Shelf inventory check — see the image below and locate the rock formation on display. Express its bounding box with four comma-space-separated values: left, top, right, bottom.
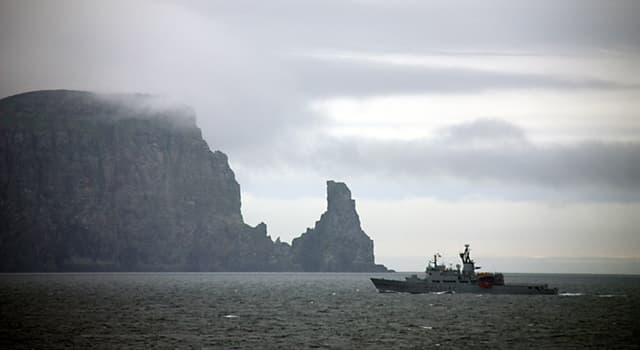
0, 90, 388, 272
0, 90, 294, 271
291, 181, 388, 272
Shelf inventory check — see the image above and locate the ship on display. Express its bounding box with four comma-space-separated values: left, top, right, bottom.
371, 244, 558, 295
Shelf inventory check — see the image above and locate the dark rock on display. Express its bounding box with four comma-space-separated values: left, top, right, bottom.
0, 90, 296, 271
291, 180, 388, 272
0, 90, 390, 272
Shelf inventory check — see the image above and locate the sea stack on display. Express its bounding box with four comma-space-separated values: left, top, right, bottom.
291, 180, 388, 272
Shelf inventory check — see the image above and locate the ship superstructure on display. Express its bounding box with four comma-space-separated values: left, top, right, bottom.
371, 244, 557, 295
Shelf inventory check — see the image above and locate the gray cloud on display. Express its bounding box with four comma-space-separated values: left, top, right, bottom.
181, 0, 640, 52
1, 0, 639, 202
285, 57, 638, 97
0, 0, 322, 152
1, 1, 638, 146
439, 118, 527, 143
267, 119, 640, 201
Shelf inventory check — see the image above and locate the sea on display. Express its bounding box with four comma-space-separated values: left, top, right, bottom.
1, 272, 639, 349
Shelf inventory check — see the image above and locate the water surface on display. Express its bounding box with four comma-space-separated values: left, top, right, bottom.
1, 273, 638, 349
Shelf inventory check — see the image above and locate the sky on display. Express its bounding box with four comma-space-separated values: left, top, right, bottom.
1, 0, 639, 273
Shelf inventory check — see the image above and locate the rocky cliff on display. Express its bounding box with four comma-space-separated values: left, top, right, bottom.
291, 181, 388, 272
0, 90, 387, 272
0, 90, 294, 271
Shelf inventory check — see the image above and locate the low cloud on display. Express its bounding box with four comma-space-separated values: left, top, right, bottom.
2, 0, 639, 155
1, 1, 639, 202
286, 56, 639, 98
437, 118, 528, 146
261, 119, 640, 201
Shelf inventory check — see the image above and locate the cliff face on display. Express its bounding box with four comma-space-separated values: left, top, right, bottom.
0, 90, 293, 271
0, 90, 388, 272
291, 181, 388, 272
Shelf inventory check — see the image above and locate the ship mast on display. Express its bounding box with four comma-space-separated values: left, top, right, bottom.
460, 244, 472, 264
459, 244, 476, 276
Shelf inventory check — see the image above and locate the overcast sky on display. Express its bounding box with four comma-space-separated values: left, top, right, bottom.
1, 0, 639, 272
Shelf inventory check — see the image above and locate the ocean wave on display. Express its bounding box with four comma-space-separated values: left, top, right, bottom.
597, 294, 625, 298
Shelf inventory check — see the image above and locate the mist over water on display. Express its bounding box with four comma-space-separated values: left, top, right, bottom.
1, 273, 638, 349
